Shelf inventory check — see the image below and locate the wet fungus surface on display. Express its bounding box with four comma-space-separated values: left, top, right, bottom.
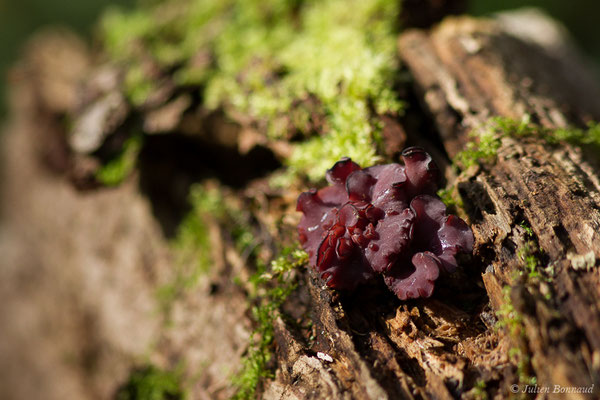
297, 147, 474, 300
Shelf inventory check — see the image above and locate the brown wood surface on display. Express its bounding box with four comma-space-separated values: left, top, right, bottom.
399, 14, 600, 395
264, 14, 600, 400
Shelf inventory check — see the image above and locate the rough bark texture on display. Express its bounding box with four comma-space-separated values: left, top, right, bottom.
1, 9, 600, 400
399, 13, 600, 394
266, 12, 600, 399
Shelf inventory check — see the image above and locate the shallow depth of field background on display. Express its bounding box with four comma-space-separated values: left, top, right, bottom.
0, 0, 599, 117
0, 0, 134, 116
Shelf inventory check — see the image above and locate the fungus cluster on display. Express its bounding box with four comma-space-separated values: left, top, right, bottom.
297, 147, 474, 300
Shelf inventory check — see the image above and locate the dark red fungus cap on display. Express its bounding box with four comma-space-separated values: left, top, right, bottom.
297, 147, 474, 299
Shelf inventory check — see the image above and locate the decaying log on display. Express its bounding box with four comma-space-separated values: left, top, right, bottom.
2, 8, 600, 400
264, 12, 600, 400
399, 12, 600, 393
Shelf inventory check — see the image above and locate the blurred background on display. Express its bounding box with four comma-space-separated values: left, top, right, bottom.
0, 0, 599, 118
0, 0, 134, 116
0, 2, 598, 398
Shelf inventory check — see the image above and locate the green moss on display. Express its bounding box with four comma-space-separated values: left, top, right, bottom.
158, 184, 245, 313
173, 185, 224, 265
116, 365, 185, 400
498, 114, 600, 148
101, 8, 155, 61
157, 183, 300, 398
206, 0, 402, 180
288, 98, 383, 181
490, 115, 537, 138
519, 221, 534, 237
517, 241, 540, 281
96, 133, 143, 186
495, 286, 523, 334
437, 186, 464, 212
467, 379, 488, 400
444, 116, 600, 217
231, 247, 308, 399
495, 286, 536, 392
455, 116, 600, 170
548, 121, 600, 145
158, 181, 259, 317
124, 64, 158, 107
100, 0, 231, 107
455, 122, 503, 169
515, 223, 556, 294
100, 0, 403, 181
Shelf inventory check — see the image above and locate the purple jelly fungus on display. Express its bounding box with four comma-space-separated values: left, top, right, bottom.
296, 147, 474, 299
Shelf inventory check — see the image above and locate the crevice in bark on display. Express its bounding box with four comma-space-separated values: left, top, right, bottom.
396, 66, 453, 165
138, 133, 280, 237
458, 179, 497, 222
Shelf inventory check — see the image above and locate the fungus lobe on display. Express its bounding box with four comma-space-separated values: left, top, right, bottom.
297, 147, 474, 300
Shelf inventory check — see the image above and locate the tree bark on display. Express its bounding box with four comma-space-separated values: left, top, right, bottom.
265, 12, 600, 400
399, 13, 600, 394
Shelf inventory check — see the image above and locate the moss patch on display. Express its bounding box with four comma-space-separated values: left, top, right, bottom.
547, 121, 600, 146
116, 365, 185, 400
100, 0, 403, 181
157, 183, 250, 314
465, 379, 489, 400
454, 116, 600, 170
436, 186, 464, 212
95, 133, 143, 186
206, 0, 403, 180
231, 247, 308, 399
495, 286, 536, 393
443, 116, 600, 216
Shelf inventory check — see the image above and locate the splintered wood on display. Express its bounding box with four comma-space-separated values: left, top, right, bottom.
266, 13, 600, 399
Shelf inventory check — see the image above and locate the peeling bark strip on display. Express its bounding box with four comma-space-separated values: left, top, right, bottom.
400, 14, 600, 394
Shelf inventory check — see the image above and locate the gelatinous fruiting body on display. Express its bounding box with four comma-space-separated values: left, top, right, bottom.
297, 147, 473, 300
